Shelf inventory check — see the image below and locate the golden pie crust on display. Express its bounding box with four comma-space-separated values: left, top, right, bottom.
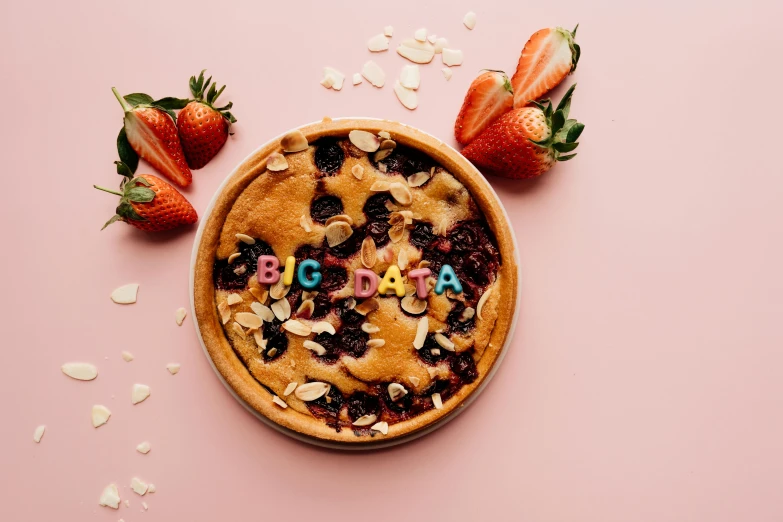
193, 118, 518, 445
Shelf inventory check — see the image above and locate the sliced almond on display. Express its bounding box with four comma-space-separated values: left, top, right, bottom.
269, 279, 290, 300
218, 301, 231, 324
271, 299, 291, 321
361, 236, 377, 268
409, 376, 421, 386
253, 330, 267, 351
61, 362, 98, 381
361, 322, 380, 334
414, 27, 427, 41
434, 333, 455, 351
236, 233, 255, 244
299, 214, 313, 233
400, 64, 421, 90
393, 80, 418, 110
311, 321, 336, 335
136, 441, 151, 454
367, 339, 385, 348
272, 395, 288, 409
228, 252, 241, 264
250, 302, 274, 322
388, 383, 408, 401
175, 307, 187, 325
407, 171, 430, 187
459, 307, 475, 322
397, 38, 435, 64
122, 351, 134, 362
398, 249, 409, 270
320, 75, 334, 89
281, 130, 308, 153
463, 11, 477, 29
92, 405, 111, 428
351, 164, 365, 179
325, 221, 353, 247
367, 33, 389, 52
323, 66, 345, 90
99, 483, 120, 509
235, 312, 263, 329
267, 152, 288, 171
110, 283, 138, 304
361, 60, 386, 88
414, 316, 428, 349
353, 73, 363, 86
267, 347, 277, 357
442, 67, 453, 80
432, 392, 444, 409
442, 48, 464, 67
349, 129, 381, 152
430, 347, 441, 356
383, 25, 394, 37
166, 363, 181, 375
295, 382, 330, 401
388, 223, 405, 243
427, 367, 438, 378
132, 383, 151, 404
477, 287, 492, 320
325, 214, 354, 226
401, 295, 427, 315
427, 34, 437, 43
33, 425, 45, 443
371, 421, 389, 435
379, 138, 396, 150
354, 297, 380, 316
296, 299, 314, 319
346, 297, 357, 310
303, 290, 319, 300
283, 319, 311, 336
303, 340, 326, 355
378, 131, 391, 140
283, 382, 298, 396
434, 37, 448, 54
374, 148, 393, 162
148, 484, 156, 493
378, 163, 387, 173
418, 260, 430, 270
233, 265, 247, 275
352, 414, 378, 427
249, 287, 268, 303
389, 181, 413, 205
226, 293, 242, 305
131, 477, 148, 496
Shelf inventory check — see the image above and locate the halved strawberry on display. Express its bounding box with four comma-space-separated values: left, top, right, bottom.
454, 70, 513, 145
511, 25, 580, 108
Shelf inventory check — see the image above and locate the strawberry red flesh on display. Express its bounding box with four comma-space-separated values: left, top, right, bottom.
454, 71, 513, 145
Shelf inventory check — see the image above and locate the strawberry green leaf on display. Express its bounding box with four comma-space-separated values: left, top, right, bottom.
558, 153, 577, 161
566, 123, 585, 143
551, 111, 565, 136
101, 214, 122, 230
553, 142, 579, 153
114, 160, 134, 178
131, 177, 151, 187
125, 187, 156, 203
117, 127, 139, 173
116, 201, 146, 222
124, 93, 155, 107
555, 84, 577, 113
154, 97, 189, 110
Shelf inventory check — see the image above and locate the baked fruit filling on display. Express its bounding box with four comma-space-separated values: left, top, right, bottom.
211, 132, 502, 436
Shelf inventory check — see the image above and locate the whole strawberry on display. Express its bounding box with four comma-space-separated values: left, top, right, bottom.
95, 164, 197, 232
462, 84, 584, 179
177, 70, 237, 169
112, 88, 192, 187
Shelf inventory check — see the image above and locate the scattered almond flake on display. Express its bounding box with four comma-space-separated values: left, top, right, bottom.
132, 383, 151, 405
166, 363, 180, 375
389, 181, 413, 205
383, 25, 394, 37
360, 236, 377, 268
378, 163, 388, 173
174, 307, 188, 327
131, 477, 148, 496
352, 414, 378, 427
459, 307, 476, 322
249, 286, 268, 303
283, 319, 311, 336
272, 395, 288, 408
361, 60, 386, 88
226, 293, 242, 306
253, 330, 267, 351
431, 347, 441, 356
379, 138, 396, 150
320, 75, 334, 89
361, 322, 380, 334
442, 68, 453, 80
371, 421, 389, 435
388, 223, 405, 243
442, 48, 464, 67
217, 300, 230, 324
427, 367, 438, 378
374, 148, 393, 162
432, 392, 444, 409
271, 299, 291, 321
325, 221, 353, 247
427, 34, 437, 43
477, 287, 492, 320
33, 425, 45, 443
325, 214, 354, 226
323, 66, 345, 90
400, 64, 421, 90
227, 252, 242, 265
388, 383, 408, 401
110, 283, 139, 304
434, 37, 448, 54
351, 164, 364, 179
266, 152, 288, 171
434, 333, 455, 351
236, 233, 255, 244
345, 297, 357, 310
303, 340, 326, 355
142, 502, 148, 511
124, 500, 130, 508
136, 441, 151, 454
401, 295, 427, 315
99, 484, 121, 509
367, 33, 389, 52
349, 129, 381, 152
235, 312, 263, 329
414, 27, 427, 42
393, 80, 418, 110
407, 171, 430, 187
397, 38, 435, 64
148, 484, 156, 494
266, 347, 278, 358
398, 249, 409, 271
296, 299, 315, 319
284, 382, 298, 396
409, 376, 421, 387
414, 316, 428, 349
354, 297, 380, 316
376, 132, 390, 141
61, 362, 98, 381
269, 279, 290, 300
352, 73, 363, 86
299, 214, 313, 233
295, 382, 330, 401
311, 321, 336, 335
281, 130, 308, 153
367, 339, 385, 349
233, 265, 248, 277
302, 290, 319, 300
463, 11, 477, 29
121, 351, 134, 362
92, 405, 111, 428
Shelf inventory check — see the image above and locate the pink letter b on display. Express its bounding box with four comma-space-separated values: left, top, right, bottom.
257, 255, 280, 284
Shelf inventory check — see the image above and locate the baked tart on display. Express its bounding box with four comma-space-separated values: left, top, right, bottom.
192, 118, 518, 446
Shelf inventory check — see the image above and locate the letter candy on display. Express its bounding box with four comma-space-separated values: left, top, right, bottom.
354, 269, 379, 298
406, 268, 431, 299
434, 264, 462, 295
282, 256, 296, 285
257, 255, 280, 284
378, 265, 405, 297
297, 259, 322, 289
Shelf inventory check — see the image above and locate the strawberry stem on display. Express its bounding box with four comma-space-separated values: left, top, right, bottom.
93, 185, 123, 196
111, 87, 133, 113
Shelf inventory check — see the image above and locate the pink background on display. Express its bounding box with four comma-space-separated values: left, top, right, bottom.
2, 0, 782, 520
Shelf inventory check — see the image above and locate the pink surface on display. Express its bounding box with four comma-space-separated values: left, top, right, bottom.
2, 0, 782, 520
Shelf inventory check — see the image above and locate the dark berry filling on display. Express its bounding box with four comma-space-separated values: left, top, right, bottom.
362, 193, 392, 221
314, 138, 345, 175
261, 318, 288, 361
365, 221, 391, 247
312, 332, 341, 364
371, 145, 434, 176
334, 298, 365, 326
213, 238, 275, 290
416, 334, 449, 365
446, 301, 476, 334
347, 392, 380, 422
409, 222, 436, 249
450, 352, 479, 384
310, 195, 343, 223
319, 266, 348, 293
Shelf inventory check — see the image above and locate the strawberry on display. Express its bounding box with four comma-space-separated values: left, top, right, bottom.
454, 70, 514, 145
510, 25, 580, 108
95, 163, 197, 232
462, 84, 584, 179
112, 88, 192, 187
177, 70, 237, 169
